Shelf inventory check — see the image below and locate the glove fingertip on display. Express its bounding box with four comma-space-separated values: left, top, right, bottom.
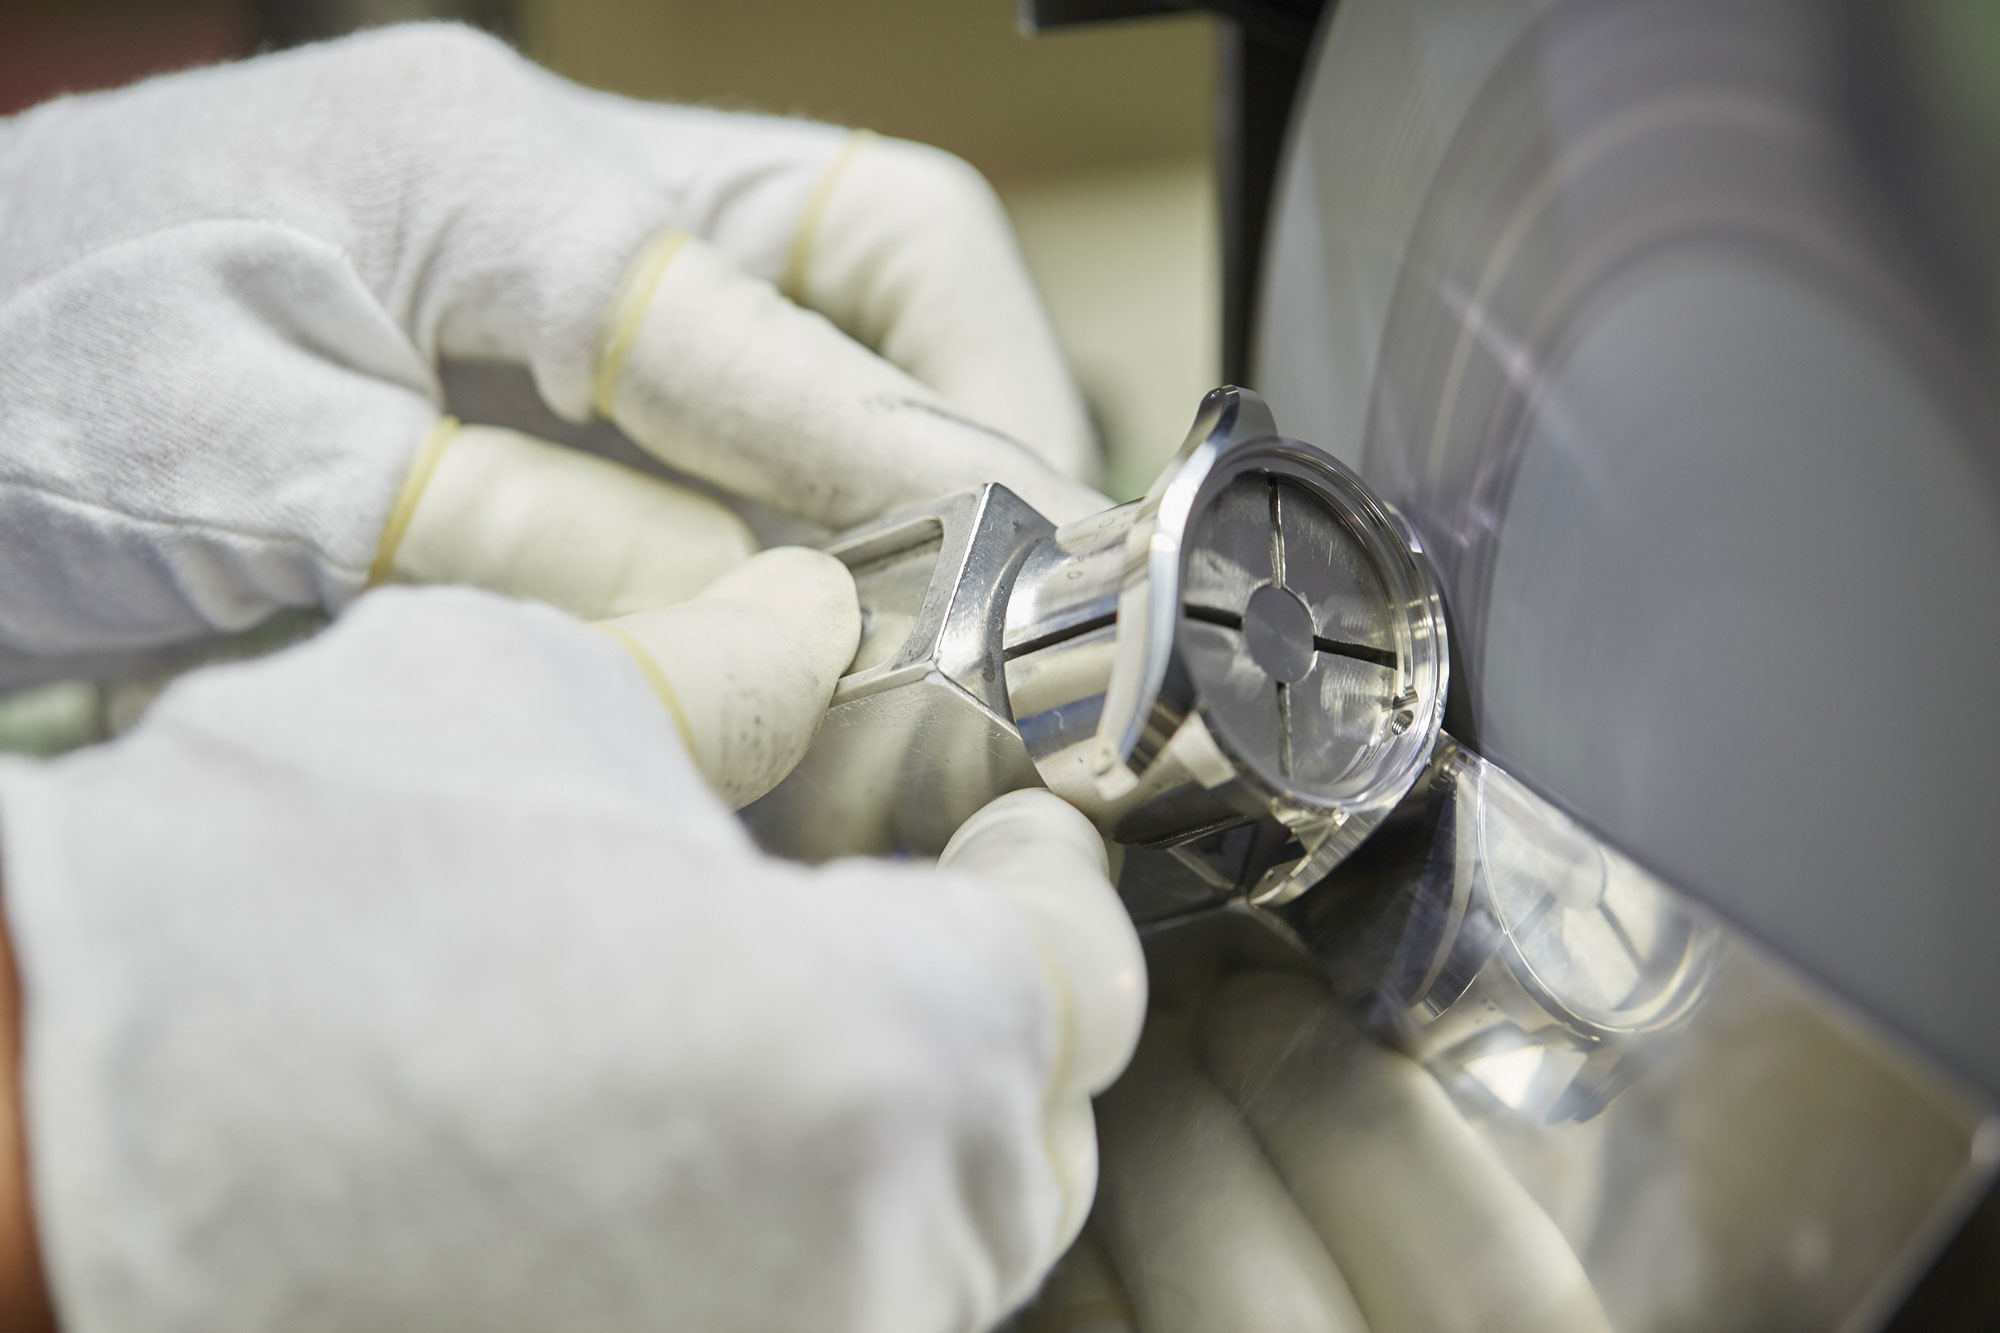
596, 549, 859, 809
698, 546, 860, 689
937, 788, 1106, 875
940, 790, 1146, 1103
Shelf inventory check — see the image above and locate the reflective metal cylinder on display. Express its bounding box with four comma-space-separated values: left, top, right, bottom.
748, 387, 1450, 906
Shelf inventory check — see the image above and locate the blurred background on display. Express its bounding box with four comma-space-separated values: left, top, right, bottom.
0, 0, 1220, 501
9, 6, 2000, 1326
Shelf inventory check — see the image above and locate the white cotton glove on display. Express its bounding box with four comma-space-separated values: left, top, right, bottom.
0, 564, 1146, 1333
0, 23, 1102, 686
1015, 972, 1610, 1333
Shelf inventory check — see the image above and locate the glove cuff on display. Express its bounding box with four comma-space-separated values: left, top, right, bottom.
592, 230, 694, 420
366, 415, 464, 588
592, 621, 701, 759
780, 129, 876, 306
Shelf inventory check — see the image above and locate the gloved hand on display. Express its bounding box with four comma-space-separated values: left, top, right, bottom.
0, 23, 1102, 686
0, 562, 1147, 1332
1016, 970, 1610, 1333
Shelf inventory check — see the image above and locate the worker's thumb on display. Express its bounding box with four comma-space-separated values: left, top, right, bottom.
936, 789, 1148, 1257
938, 790, 1147, 1105
594, 547, 860, 809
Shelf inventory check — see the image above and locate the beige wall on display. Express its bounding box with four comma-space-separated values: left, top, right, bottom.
521, 0, 1222, 493
519, 0, 1213, 184
1008, 159, 1218, 498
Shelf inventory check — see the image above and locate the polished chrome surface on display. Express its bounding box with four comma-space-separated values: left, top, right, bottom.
1301, 735, 1722, 1125
1176, 467, 1412, 804
743, 483, 1053, 860
1013, 739, 1998, 1333
1003, 387, 1450, 903
756, 387, 1449, 887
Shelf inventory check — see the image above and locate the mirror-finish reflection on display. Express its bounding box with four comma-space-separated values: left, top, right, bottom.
1013, 744, 1995, 1332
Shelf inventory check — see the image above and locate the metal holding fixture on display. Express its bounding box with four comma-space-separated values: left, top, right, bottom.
748, 383, 1718, 1121
747, 386, 1448, 907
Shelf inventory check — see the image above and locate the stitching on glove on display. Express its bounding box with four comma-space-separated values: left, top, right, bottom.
366, 416, 462, 588
592, 229, 691, 418
781, 128, 874, 305
592, 622, 699, 759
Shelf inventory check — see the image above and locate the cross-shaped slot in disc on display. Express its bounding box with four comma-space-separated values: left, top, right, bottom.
1178, 474, 1404, 787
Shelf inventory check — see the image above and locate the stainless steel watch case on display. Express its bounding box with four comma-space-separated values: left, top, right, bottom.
746, 387, 1451, 909
1004, 386, 1452, 905
744, 385, 1720, 1122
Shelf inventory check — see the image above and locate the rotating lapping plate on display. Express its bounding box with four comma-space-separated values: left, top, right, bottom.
1255, 0, 2000, 1095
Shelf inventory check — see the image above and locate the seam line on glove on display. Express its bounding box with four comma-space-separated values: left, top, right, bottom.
367, 415, 462, 587
1028, 933, 1085, 1249
593, 622, 699, 758
593, 229, 692, 417
781, 129, 873, 304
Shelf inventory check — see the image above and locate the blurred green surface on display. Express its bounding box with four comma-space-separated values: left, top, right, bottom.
520, 0, 1214, 186
0, 683, 103, 758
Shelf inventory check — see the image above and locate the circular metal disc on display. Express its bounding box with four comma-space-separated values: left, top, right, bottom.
1254, 0, 2000, 1090
1179, 471, 1403, 797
